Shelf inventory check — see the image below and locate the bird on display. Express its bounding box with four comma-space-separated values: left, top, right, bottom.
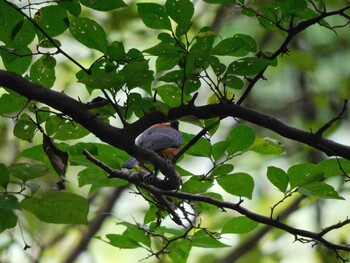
122, 121, 182, 169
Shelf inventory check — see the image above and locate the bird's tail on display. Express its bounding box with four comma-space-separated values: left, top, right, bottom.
122, 157, 138, 169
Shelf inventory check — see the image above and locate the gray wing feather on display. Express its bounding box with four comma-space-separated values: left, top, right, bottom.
136, 127, 182, 150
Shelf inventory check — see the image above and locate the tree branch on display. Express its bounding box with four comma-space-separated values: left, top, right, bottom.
1, 69, 350, 165
83, 151, 350, 253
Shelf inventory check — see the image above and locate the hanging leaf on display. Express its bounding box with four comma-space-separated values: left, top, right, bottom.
21, 192, 89, 224
137, 3, 172, 30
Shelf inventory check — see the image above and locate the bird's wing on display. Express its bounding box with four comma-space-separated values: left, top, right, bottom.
136, 127, 182, 150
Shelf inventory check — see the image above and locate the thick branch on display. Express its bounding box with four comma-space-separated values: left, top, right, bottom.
0, 70, 180, 189
1, 70, 350, 163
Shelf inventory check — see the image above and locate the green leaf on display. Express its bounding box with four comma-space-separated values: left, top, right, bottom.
126, 93, 153, 118
9, 163, 49, 182
0, 164, 9, 188
80, 0, 126, 11
216, 173, 254, 199
21, 192, 89, 224
105, 234, 141, 249
9, 19, 36, 49
122, 60, 153, 89
251, 137, 285, 155
227, 125, 255, 154
53, 122, 90, 140
211, 141, 230, 161
0, 90, 28, 115
222, 216, 259, 234
222, 75, 244, 90
0, 46, 32, 75
78, 167, 128, 193
317, 158, 350, 177
209, 56, 226, 76
182, 133, 211, 157
212, 37, 245, 56
299, 182, 344, 200
13, 113, 36, 142
137, 3, 172, 30
204, 118, 220, 136
119, 221, 151, 248
69, 17, 108, 52
168, 239, 191, 263
0, 1, 23, 45
58, 0, 82, 16
79, 72, 124, 92
191, 229, 229, 248
210, 164, 234, 177
287, 163, 323, 189
0, 209, 17, 233
0, 195, 20, 210
144, 42, 181, 57
154, 84, 191, 107
267, 166, 289, 193
156, 56, 180, 72
181, 176, 213, 194
107, 41, 126, 60
203, 0, 235, 3
165, 0, 194, 26
280, 0, 307, 17
34, 5, 68, 37
30, 56, 56, 88
227, 57, 269, 76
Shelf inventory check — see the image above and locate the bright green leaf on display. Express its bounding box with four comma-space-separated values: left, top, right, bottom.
119, 221, 151, 248
287, 163, 324, 189
137, 3, 172, 30
317, 158, 350, 177
21, 192, 89, 224
181, 176, 213, 194
211, 141, 230, 161
210, 164, 234, 177
216, 172, 254, 199
267, 166, 289, 193
182, 133, 211, 157
191, 229, 229, 248
299, 182, 344, 200
105, 234, 141, 249
251, 137, 285, 155
227, 125, 255, 154
222, 216, 259, 234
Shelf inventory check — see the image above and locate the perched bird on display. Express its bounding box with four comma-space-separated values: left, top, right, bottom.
122, 121, 182, 169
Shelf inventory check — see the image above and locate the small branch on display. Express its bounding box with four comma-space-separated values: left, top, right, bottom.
83, 151, 350, 253
315, 100, 348, 136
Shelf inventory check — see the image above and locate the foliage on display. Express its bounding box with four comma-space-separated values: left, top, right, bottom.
0, 0, 350, 262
